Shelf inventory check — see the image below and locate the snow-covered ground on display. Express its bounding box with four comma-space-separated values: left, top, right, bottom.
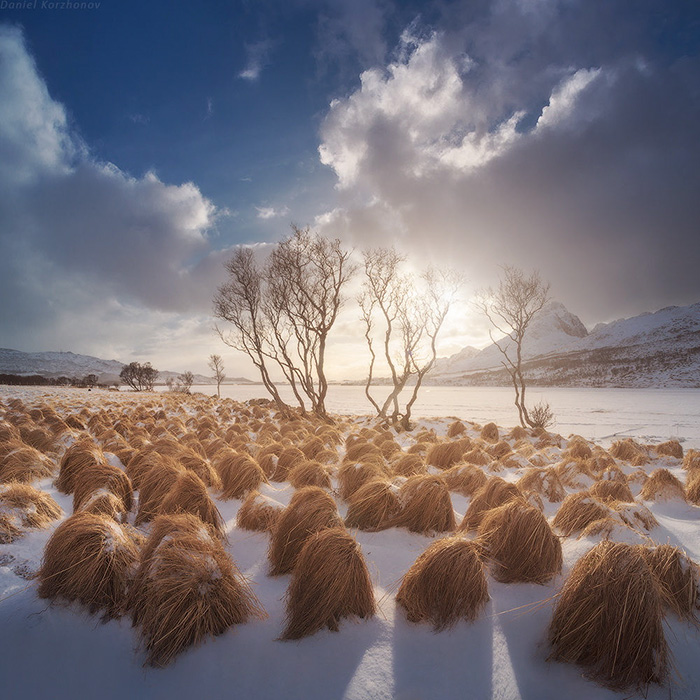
1, 386, 700, 700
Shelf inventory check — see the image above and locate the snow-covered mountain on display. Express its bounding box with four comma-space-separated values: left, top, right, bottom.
431, 301, 700, 388
0, 349, 254, 386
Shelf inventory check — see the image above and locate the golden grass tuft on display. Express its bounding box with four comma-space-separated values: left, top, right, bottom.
0, 511, 23, 542
268, 486, 342, 576
479, 422, 499, 443
396, 537, 488, 630
682, 449, 700, 473
610, 438, 649, 464
38, 512, 140, 619
443, 464, 487, 497
135, 458, 184, 526
462, 447, 491, 467
640, 468, 686, 502
159, 471, 225, 536
178, 450, 222, 490
338, 461, 386, 501
563, 437, 592, 460
236, 490, 284, 532
0, 444, 55, 483
554, 459, 594, 490
447, 420, 467, 438
288, 460, 332, 491
344, 480, 400, 531
56, 439, 106, 493
516, 467, 566, 503
589, 479, 634, 504
270, 446, 306, 482
73, 463, 133, 513
390, 453, 426, 477
426, 439, 470, 469
639, 544, 700, 619
614, 502, 659, 532
655, 440, 683, 459
552, 492, 610, 537
548, 540, 668, 691
281, 528, 375, 640
477, 501, 562, 583
129, 530, 266, 666
507, 425, 529, 441
685, 470, 700, 504
459, 477, 524, 532
345, 441, 383, 464
19, 425, 58, 454
217, 451, 267, 500
392, 475, 455, 535
0, 482, 62, 529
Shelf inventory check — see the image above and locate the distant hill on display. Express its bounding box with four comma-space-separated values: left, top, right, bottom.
430, 301, 700, 388
0, 349, 255, 386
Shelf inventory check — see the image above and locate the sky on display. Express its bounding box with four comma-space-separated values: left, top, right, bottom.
0, 0, 698, 380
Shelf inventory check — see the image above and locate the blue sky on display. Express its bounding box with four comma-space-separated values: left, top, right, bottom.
0, 0, 698, 378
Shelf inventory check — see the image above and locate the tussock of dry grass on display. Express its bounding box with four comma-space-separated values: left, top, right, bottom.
345, 441, 383, 464
159, 471, 225, 536
639, 544, 700, 619
19, 425, 58, 454
217, 451, 267, 500
338, 461, 385, 501
640, 468, 686, 502
517, 467, 565, 503
462, 447, 491, 467
268, 486, 342, 576
390, 453, 426, 477
477, 501, 562, 583
683, 449, 700, 473
130, 529, 266, 666
447, 420, 466, 438
563, 437, 592, 461
548, 540, 668, 691
396, 536, 488, 631
73, 463, 133, 514
610, 438, 649, 465
614, 502, 659, 532
589, 479, 634, 503
480, 422, 499, 443
686, 470, 700, 504
270, 446, 306, 481
288, 460, 332, 491
179, 450, 222, 490
552, 492, 610, 537
345, 480, 400, 532
281, 528, 374, 640
0, 445, 55, 483
443, 464, 487, 497
236, 490, 284, 532
655, 440, 683, 459
0, 482, 62, 529
135, 457, 184, 526
426, 439, 470, 469
460, 477, 524, 532
56, 440, 106, 493
38, 512, 140, 619
392, 475, 455, 535
554, 459, 594, 490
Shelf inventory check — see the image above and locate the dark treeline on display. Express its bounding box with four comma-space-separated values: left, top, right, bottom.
0, 373, 102, 387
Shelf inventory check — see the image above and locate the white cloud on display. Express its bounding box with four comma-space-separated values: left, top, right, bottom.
536, 68, 602, 130
238, 40, 274, 81
256, 205, 290, 220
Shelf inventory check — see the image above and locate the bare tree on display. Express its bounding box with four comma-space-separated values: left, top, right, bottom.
176, 371, 194, 394
360, 247, 462, 430
475, 266, 550, 428
119, 362, 159, 391
214, 226, 355, 419
208, 354, 226, 398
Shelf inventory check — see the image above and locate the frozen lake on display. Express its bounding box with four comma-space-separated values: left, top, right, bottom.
189, 384, 700, 450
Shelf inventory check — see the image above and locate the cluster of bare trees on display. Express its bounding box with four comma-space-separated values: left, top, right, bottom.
119, 362, 158, 392
215, 225, 551, 429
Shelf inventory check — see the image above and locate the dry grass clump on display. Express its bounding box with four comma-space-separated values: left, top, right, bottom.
0, 512, 23, 542
488, 440, 512, 460
443, 464, 487, 497
589, 479, 634, 504
19, 425, 57, 454
639, 544, 700, 619
393, 475, 455, 535
345, 441, 383, 464
554, 459, 594, 490
682, 449, 700, 473
0, 482, 62, 529
685, 470, 700, 504
507, 425, 529, 441
407, 441, 430, 456
56, 440, 106, 493
288, 460, 332, 491
517, 467, 565, 503
390, 453, 426, 477
610, 438, 649, 465
460, 477, 524, 532
477, 501, 562, 583
338, 461, 386, 501
598, 464, 627, 483
345, 480, 400, 531
268, 486, 342, 576
480, 422, 499, 443
300, 436, 325, 460
563, 437, 592, 460
135, 458, 184, 525
396, 537, 488, 630
552, 492, 610, 537
640, 468, 686, 502
38, 512, 140, 619
236, 490, 284, 532
614, 502, 659, 532
129, 525, 265, 666
655, 440, 683, 459
0, 445, 55, 483
462, 447, 491, 467
379, 439, 401, 459
548, 540, 668, 691
73, 463, 134, 516
159, 471, 225, 536
447, 420, 467, 438
281, 528, 375, 640
217, 452, 267, 500
270, 446, 306, 481
179, 450, 222, 490
426, 440, 470, 469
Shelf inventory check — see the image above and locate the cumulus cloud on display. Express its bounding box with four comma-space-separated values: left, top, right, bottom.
316, 5, 700, 325
256, 205, 290, 220
0, 25, 234, 363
